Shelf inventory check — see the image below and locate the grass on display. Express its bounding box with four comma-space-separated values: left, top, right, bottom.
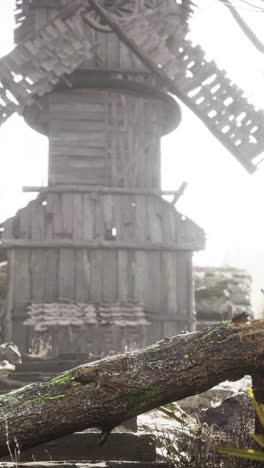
156, 400, 261, 467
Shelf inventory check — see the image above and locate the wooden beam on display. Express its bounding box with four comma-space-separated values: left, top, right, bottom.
22, 185, 183, 196
0, 239, 201, 251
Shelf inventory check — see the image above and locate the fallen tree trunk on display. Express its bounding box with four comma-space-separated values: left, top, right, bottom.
0, 318, 263, 457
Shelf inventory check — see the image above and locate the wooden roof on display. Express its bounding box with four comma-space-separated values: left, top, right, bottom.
0, 0, 263, 172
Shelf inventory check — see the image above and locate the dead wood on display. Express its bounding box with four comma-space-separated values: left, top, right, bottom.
0, 319, 263, 457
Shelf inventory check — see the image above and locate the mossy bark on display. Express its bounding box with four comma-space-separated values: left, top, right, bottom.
0, 319, 263, 456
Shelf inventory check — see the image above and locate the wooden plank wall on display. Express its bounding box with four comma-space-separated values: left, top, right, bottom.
3, 193, 199, 247
3, 191, 199, 350
48, 90, 165, 187
9, 247, 192, 350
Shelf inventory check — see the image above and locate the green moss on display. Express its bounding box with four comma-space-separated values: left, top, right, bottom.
202, 327, 219, 339
0, 390, 67, 407
127, 387, 157, 410
47, 373, 72, 386
0, 385, 30, 402
26, 393, 66, 404
208, 336, 232, 344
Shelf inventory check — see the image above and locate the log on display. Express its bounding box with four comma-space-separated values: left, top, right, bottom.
0, 318, 263, 457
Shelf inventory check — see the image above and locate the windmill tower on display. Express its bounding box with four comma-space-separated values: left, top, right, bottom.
0, 0, 262, 354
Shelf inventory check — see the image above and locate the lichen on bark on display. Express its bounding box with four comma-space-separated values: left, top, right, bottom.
0, 319, 262, 457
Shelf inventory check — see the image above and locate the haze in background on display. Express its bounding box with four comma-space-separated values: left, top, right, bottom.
1, 0, 264, 311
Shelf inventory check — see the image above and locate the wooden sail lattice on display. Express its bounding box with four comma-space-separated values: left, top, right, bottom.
0, 0, 263, 172
121, 10, 264, 173
0, 3, 98, 126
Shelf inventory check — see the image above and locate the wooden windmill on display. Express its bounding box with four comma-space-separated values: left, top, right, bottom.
0, 0, 261, 354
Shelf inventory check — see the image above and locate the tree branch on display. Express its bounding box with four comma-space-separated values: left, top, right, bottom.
0, 319, 263, 457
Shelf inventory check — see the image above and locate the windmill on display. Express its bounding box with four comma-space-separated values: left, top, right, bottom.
0, 0, 261, 353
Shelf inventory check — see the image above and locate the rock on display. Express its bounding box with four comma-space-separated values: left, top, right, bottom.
177, 376, 252, 415
0, 360, 15, 375
0, 342, 21, 365
195, 266, 252, 327
200, 392, 254, 431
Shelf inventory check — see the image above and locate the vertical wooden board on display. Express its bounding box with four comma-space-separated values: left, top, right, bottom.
73, 194, 83, 241
147, 198, 162, 242
112, 196, 122, 241
94, 326, 105, 354
75, 249, 90, 303
89, 249, 103, 302
116, 95, 129, 186
80, 324, 96, 353
19, 204, 32, 239
169, 208, 177, 241
134, 99, 145, 185
118, 197, 127, 241
147, 321, 163, 345
122, 196, 136, 241
58, 248, 76, 301
5, 249, 15, 342
83, 194, 95, 240
12, 319, 29, 353
174, 251, 187, 315
119, 42, 131, 69
31, 249, 46, 302
166, 252, 177, 316
134, 251, 146, 304
144, 196, 151, 241
45, 193, 57, 240
163, 320, 180, 338
106, 32, 120, 68
53, 194, 63, 236
102, 251, 118, 302
160, 252, 169, 315
110, 95, 118, 186
127, 250, 135, 301
45, 248, 59, 301
94, 196, 104, 240
117, 250, 128, 302
31, 201, 45, 240
186, 252, 195, 331
14, 249, 31, 308
110, 325, 120, 352
152, 134, 161, 188
103, 194, 113, 232
161, 204, 175, 242
62, 193, 73, 237
135, 196, 146, 241
97, 32, 107, 67
146, 251, 161, 314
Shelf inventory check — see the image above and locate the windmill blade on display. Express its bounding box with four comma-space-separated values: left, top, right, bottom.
120, 9, 264, 173
0, 2, 98, 127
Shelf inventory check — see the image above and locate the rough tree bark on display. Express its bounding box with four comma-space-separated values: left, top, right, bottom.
0, 319, 263, 457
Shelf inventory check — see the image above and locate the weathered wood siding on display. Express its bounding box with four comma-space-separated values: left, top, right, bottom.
7, 247, 193, 351
2, 193, 203, 247
2, 191, 203, 351
47, 89, 169, 187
